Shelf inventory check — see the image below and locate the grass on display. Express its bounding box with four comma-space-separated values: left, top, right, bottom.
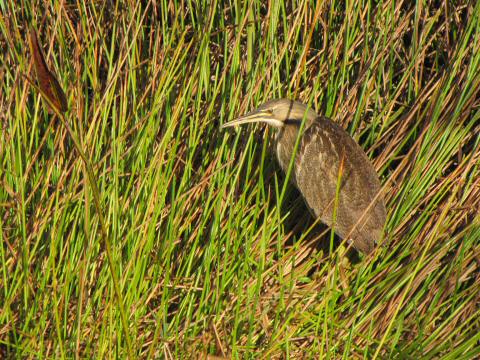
1, 0, 479, 358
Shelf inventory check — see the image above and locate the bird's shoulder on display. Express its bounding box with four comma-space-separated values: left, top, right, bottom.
297, 116, 359, 169
295, 116, 382, 200
303, 116, 365, 159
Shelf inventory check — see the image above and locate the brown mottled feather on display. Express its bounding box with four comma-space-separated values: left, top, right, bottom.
28, 26, 68, 113
277, 116, 386, 253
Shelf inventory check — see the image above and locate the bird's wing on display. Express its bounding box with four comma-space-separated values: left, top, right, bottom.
294, 117, 386, 250
294, 120, 344, 219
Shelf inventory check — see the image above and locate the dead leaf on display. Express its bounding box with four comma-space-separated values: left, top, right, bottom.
28, 25, 68, 114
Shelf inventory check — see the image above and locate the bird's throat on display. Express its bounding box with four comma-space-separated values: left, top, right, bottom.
275, 123, 302, 179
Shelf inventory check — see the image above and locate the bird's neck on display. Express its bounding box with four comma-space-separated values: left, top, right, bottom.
275, 123, 302, 175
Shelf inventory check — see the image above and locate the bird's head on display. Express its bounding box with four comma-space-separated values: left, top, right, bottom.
222, 99, 318, 130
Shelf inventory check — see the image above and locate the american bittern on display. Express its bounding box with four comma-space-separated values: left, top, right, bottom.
222, 99, 386, 254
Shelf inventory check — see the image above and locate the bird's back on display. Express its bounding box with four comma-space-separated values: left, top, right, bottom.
277, 116, 386, 253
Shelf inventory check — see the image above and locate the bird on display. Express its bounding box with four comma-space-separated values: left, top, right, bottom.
222, 99, 387, 254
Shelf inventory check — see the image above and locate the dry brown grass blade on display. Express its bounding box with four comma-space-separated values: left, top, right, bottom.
28, 25, 68, 114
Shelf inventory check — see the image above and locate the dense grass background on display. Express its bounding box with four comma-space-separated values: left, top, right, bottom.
1, 0, 479, 358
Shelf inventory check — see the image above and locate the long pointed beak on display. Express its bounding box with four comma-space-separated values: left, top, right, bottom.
221, 110, 283, 129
